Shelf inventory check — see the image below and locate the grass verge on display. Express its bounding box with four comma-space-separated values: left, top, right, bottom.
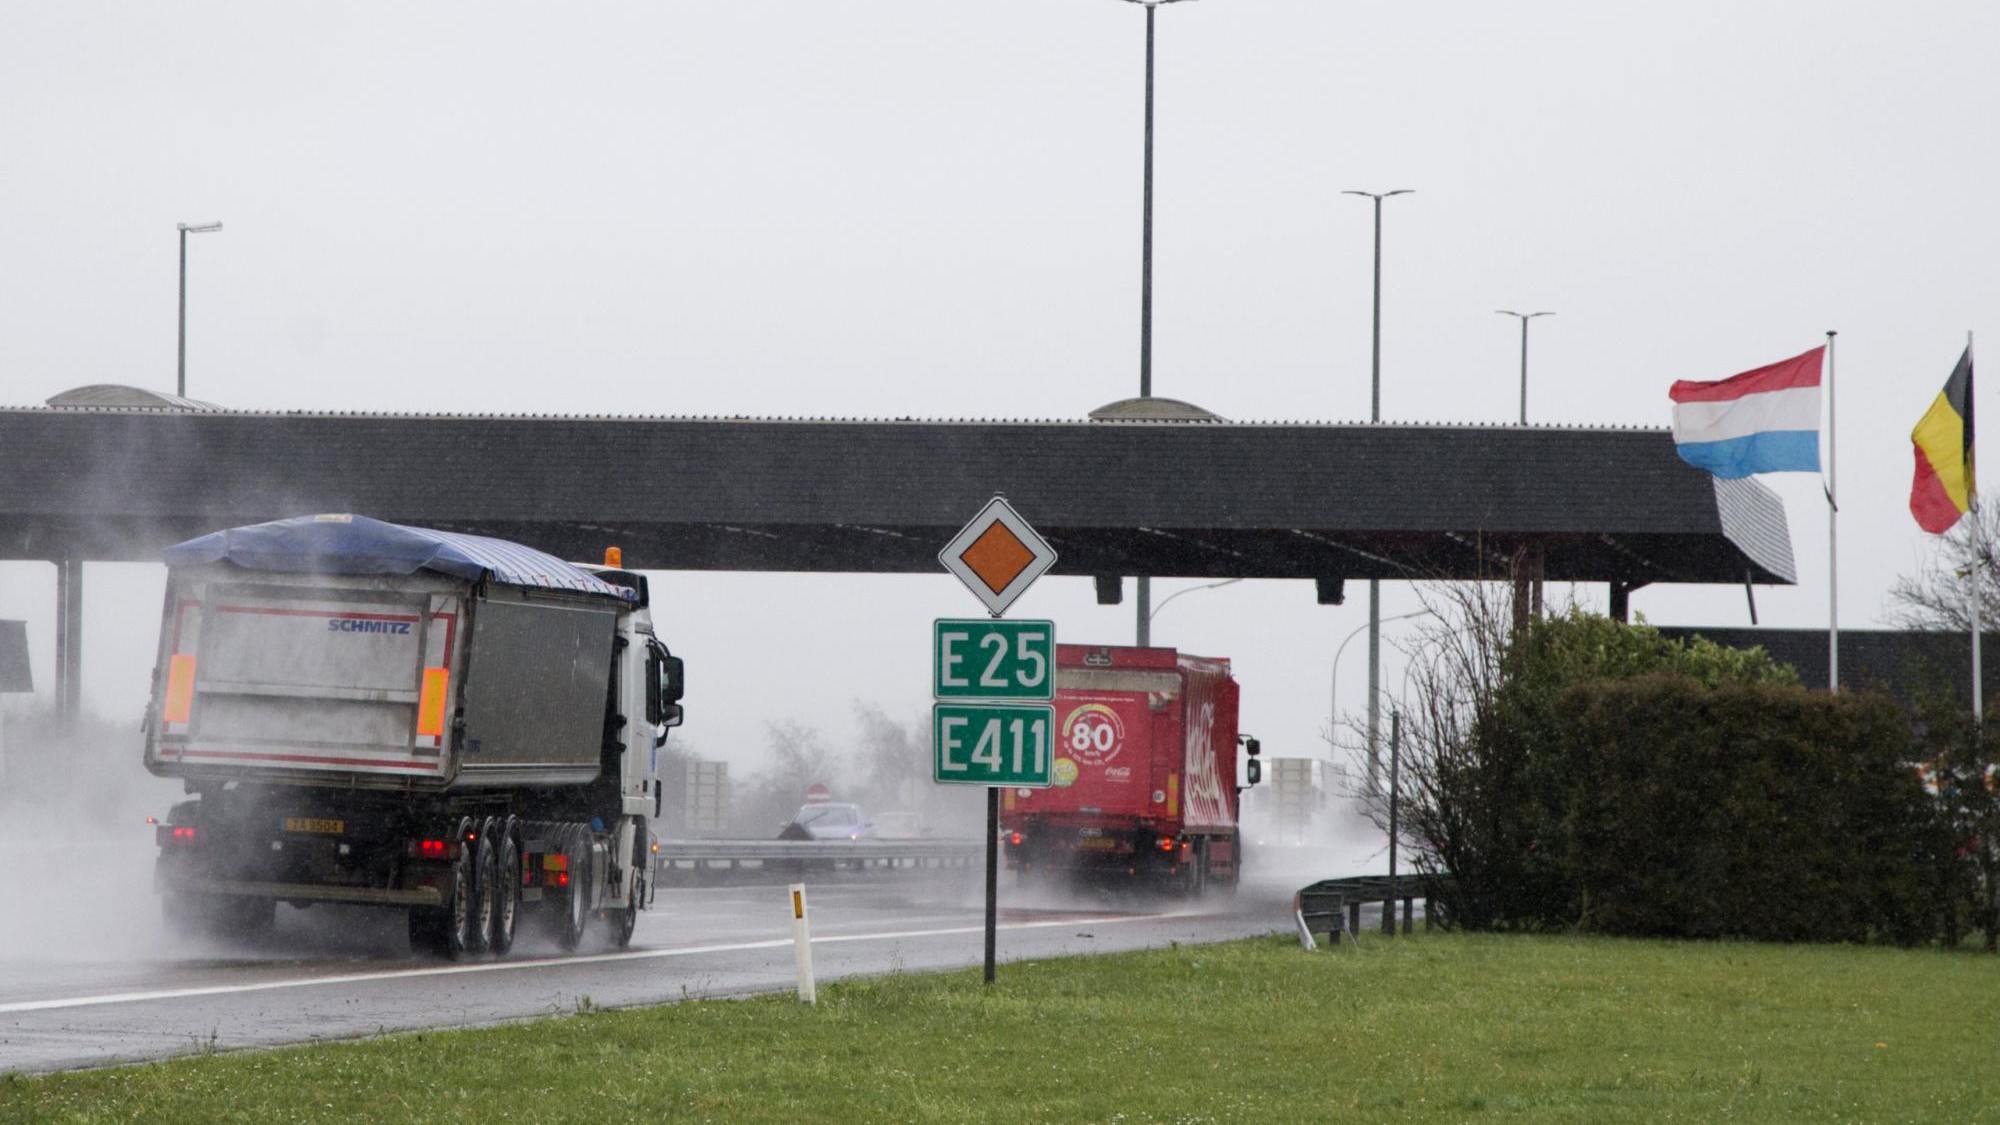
5, 932, 2000, 1122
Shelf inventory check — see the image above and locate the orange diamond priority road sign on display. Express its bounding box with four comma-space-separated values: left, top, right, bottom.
939, 496, 1057, 617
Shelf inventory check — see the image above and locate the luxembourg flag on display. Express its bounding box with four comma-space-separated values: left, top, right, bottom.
1668, 346, 1826, 479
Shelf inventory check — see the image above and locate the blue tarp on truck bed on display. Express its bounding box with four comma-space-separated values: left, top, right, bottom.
162, 514, 634, 600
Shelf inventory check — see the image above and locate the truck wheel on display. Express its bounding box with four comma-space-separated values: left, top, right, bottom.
446, 817, 480, 960
489, 817, 521, 956
612, 897, 638, 948
470, 825, 499, 955
555, 824, 589, 952
611, 819, 643, 949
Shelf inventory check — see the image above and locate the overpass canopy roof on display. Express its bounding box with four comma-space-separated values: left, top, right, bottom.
0, 407, 1794, 588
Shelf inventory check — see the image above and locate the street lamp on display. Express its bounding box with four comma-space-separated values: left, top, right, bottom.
1342, 188, 1413, 813
1117, 0, 1194, 648
1148, 577, 1241, 624
1329, 607, 1432, 787
177, 221, 224, 399
1495, 309, 1553, 425
1341, 190, 1413, 424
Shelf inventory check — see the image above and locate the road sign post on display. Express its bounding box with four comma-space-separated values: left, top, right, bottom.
931, 497, 1058, 985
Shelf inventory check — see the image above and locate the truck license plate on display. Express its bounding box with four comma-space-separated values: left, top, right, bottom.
1076, 837, 1120, 851
283, 817, 344, 835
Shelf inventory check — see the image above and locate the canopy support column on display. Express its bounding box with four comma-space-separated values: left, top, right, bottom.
55, 559, 82, 720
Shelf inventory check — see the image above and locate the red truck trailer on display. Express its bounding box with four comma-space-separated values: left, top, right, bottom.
1001, 644, 1258, 893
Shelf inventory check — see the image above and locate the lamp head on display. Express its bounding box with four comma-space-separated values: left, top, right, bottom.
178, 222, 223, 234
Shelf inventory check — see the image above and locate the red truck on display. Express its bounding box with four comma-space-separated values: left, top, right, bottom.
1001, 644, 1259, 894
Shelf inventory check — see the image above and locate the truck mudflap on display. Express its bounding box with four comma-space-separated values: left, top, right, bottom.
154, 876, 443, 908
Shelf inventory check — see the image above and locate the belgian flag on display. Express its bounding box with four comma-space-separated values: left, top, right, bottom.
1911, 346, 1974, 534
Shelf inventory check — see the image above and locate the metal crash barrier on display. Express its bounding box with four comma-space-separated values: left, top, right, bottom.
655, 838, 985, 883
1293, 875, 1453, 950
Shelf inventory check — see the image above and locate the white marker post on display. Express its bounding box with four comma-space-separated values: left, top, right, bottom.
789, 883, 816, 1004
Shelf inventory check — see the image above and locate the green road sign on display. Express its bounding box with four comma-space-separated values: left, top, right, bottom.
932, 702, 1055, 787
932, 619, 1055, 702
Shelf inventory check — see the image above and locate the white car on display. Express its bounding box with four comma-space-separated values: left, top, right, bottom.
779, 802, 873, 841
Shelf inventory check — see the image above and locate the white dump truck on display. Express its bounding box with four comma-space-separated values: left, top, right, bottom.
145, 514, 683, 959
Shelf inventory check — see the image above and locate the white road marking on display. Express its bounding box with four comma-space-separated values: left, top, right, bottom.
0, 912, 1209, 1015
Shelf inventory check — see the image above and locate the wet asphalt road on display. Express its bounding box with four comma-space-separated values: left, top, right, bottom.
0, 869, 1300, 1074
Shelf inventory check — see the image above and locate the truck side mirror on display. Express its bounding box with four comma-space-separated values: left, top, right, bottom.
1242, 737, 1260, 757
1246, 759, 1262, 786
659, 655, 685, 732
646, 645, 686, 735
661, 654, 685, 704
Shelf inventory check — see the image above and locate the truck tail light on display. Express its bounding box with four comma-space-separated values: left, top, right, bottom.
408, 838, 459, 860
158, 825, 197, 846
1157, 836, 1177, 853
163, 654, 198, 724
1009, 831, 1022, 846
415, 666, 449, 737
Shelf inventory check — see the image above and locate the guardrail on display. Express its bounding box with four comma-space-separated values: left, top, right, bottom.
655, 838, 985, 883
1292, 874, 1453, 949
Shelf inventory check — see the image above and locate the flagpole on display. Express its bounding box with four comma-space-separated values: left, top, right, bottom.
1972, 329, 1981, 721
1826, 330, 1839, 694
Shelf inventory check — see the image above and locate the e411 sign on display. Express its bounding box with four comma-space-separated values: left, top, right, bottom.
933, 703, 1053, 787
932, 619, 1054, 788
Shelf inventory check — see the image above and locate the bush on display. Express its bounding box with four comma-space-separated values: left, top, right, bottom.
1551, 675, 1950, 943
1406, 602, 1964, 945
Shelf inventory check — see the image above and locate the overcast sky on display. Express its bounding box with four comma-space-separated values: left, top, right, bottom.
3, 2, 1997, 785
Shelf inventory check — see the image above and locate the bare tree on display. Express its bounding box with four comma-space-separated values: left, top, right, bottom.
1888, 502, 2000, 631
852, 703, 925, 811
1371, 582, 1522, 926
731, 720, 844, 835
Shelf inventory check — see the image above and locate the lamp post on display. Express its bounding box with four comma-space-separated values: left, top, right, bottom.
1119, 0, 1191, 402
177, 221, 224, 399
1341, 190, 1413, 424
1495, 309, 1553, 425
1342, 189, 1412, 807
1328, 607, 1432, 788
1118, 0, 1191, 648
1148, 577, 1242, 625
